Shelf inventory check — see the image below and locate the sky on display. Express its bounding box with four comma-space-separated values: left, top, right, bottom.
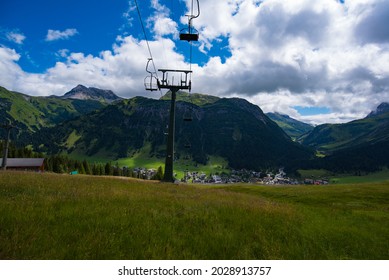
1, 0, 389, 125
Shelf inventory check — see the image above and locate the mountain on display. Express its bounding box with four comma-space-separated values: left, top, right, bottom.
367, 102, 389, 117
266, 112, 313, 139
299, 102, 389, 172
0, 86, 105, 133
160, 91, 220, 106
301, 103, 389, 153
5, 83, 387, 173
32, 93, 313, 170
61, 84, 122, 103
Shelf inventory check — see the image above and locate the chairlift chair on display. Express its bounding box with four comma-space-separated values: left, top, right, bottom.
184, 143, 191, 149
179, 27, 199, 42
144, 58, 159, 91
157, 69, 192, 90
183, 111, 193, 121
184, 140, 191, 149
144, 75, 158, 91
180, 0, 200, 42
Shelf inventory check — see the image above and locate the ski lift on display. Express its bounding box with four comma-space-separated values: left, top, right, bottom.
184, 154, 191, 160
179, 27, 199, 42
183, 108, 193, 121
144, 58, 159, 91
158, 69, 192, 90
184, 142, 191, 149
183, 115, 193, 122
180, 0, 200, 42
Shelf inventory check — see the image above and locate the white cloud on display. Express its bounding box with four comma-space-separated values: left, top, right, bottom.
121, 1, 137, 30
45, 29, 78, 41
0, 47, 23, 88
150, 16, 178, 38
189, 0, 389, 123
56, 49, 70, 58
146, 0, 178, 38
0, 35, 186, 99
6, 31, 26, 44
1, 0, 389, 125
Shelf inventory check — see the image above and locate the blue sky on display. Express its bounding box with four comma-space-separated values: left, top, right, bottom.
0, 0, 211, 72
1, 0, 158, 72
1, 0, 389, 124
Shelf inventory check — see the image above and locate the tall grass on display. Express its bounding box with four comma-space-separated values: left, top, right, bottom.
0, 171, 388, 259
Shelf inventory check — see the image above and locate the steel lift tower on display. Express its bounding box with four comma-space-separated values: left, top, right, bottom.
143, 0, 200, 182
145, 68, 192, 182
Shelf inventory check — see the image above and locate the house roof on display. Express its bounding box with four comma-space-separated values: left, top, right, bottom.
0, 158, 45, 168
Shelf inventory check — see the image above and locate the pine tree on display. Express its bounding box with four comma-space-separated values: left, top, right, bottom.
152, 166, 164, 180
92, 163, 99, 175
99, 163, 105, 176
105, 162, 113, 176
79, 163, 86, 174
113, 162, 123, 176
52, 156, 62, 173
83, 160, 91, 175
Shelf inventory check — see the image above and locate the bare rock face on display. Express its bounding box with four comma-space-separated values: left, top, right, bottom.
368, 102, 389, 117
62, 84, 122, 103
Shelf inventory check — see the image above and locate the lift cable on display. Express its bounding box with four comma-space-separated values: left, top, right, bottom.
134, 0, 159, 81
187, 0, 200, 86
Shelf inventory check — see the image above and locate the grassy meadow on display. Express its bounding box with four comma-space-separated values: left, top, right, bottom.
298, 168, 389, 184
0, 171, 388, 260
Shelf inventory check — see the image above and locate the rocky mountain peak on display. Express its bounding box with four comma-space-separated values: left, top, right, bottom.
62, 85, 122, 103
368, 102, 389, 117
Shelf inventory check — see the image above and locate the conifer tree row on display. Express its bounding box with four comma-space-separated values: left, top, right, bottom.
1, 140, 163, 179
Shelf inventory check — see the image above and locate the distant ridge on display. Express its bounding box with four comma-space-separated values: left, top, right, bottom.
160, 91, 220, 106
266, 112, 313, 139
367, 102, 389, 118
300, 102, 389, 171
62, 85, 122, 103
301, 101, 389, 153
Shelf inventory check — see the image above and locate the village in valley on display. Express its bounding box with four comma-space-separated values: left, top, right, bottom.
133, 167, 330, 185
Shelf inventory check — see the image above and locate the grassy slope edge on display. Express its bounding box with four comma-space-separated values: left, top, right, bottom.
0, 171, 388, 260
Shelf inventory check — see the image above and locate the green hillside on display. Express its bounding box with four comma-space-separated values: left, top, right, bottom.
266, 112, 313, 139
1, 87, 46, 131
3, 84, 387, 174
0, 172, 388, 259
301, 110, 389, 152
0, 86, 105, 132
297, 104, 389, 173
31, 94, 312, 170
160, 91, 220, 106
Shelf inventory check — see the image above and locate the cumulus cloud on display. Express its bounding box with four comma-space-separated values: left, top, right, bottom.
45, 28, 78, 41
0, 35, 186, 99
1, 0, 389, 124
189, 0, 389, 122
6, 31, 26, 44
0, 47, 23, 88
146, 0, 178, 38
150, 16, 178, 38
354, 0, 389, 44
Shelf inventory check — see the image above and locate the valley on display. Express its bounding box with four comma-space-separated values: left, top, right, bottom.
1, 85, 388, 181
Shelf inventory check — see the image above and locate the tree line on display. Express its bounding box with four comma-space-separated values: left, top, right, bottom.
0, 141, 163, 180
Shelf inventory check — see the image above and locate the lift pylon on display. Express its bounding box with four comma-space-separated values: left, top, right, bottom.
156, 69, 193, 182
141, 1, 201, 183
